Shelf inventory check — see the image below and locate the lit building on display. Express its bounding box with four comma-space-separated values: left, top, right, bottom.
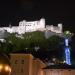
44, 65, 75, 75
0, 18, 63, 34
63, 31, 73, 65
10, 53, 46, 75
65, 39, 71, 65
10, 53, 75, 75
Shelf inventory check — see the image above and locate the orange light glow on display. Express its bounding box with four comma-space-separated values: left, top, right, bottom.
0, 64, 3, 71
4, 65, 10, 72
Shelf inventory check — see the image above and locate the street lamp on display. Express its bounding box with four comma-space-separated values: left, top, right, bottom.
0, 64, 3, 72
4, 65, 11, 72
0, 64, 11, 75
34, 46, 40, 52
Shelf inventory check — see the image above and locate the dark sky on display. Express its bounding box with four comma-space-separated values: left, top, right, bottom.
0, 0, 75, 32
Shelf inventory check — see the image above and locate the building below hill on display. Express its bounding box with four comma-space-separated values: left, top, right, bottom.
44, 65, 75, 75
10, 53, 46, 75
0, 18, 62, 34
10, 53, 75, 75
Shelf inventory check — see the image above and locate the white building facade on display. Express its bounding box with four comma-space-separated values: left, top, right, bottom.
0, 18, 63, 34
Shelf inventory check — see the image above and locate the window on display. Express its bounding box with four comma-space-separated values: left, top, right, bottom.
21, 68, 23, 73
15, 60, 18, 64
68, 69, 71, 71
21, 60, 24, 64
61, 70, 63, 71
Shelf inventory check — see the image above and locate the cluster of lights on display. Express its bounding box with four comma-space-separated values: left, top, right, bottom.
65, 38, 71, 65
0, 64, 11, 73
65, 47, 71, 65
65, 31, 71, 35
65, 39, 69, 46
64, 30, 73, 38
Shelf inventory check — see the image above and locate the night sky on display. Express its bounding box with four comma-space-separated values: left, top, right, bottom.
0, 0, 75, 46
0, 0, 75, 29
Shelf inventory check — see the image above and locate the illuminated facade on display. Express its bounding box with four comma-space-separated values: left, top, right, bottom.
10, 53, 75, 75
44, 65, 75, 75
63, 31, 73, 65
0, 18, 63, 34
10, 54, 46, 75
65, 38, 71, 65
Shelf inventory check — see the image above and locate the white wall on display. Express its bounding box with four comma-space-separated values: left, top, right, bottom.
0, 18, 63, 34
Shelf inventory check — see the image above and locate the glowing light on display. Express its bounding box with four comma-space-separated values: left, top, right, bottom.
64, 38, 71, 65
63, 60, 66, 63
52, 58, 56, 61
9, 67, 11, 73
65, 47, 71, 65
65, 39, 68, 46
5, 66, 9, 71
65, 31, 70, 34
0, 64, 3, 71
0, 64, 11, 73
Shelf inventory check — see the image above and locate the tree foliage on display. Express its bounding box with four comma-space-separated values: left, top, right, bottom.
47, 35, 63, 50
0, 31, 63, 53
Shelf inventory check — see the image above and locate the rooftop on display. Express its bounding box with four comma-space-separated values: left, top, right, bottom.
44, 64, 75, 69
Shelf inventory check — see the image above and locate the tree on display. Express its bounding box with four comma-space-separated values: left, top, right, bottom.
0, 31, 63, 53
47, 35, 63, 50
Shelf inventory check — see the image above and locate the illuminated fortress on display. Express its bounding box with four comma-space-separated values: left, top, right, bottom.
0, 18, 62, 34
